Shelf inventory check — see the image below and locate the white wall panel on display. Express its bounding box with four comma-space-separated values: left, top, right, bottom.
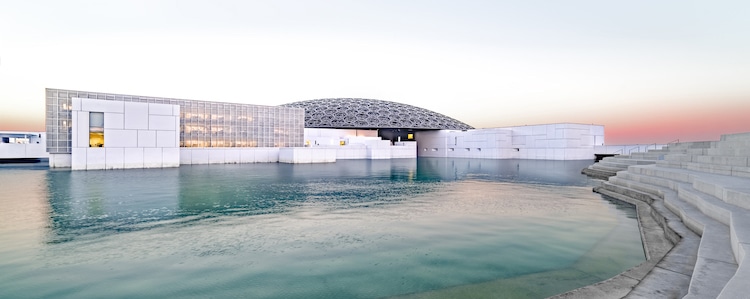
105, 129, 138, 148
71, 97, 82, 111
105, 148, 124, 169
225, 149, 240, 163
104, 113, 124, 129
71, 148, 87, 170
149, 103, 173, 116
124, 102, 149, 130
149, 115, 176, 131
239, 149, 255, 163
143, 148, 163, 168
75, 111, 90, 148
86, 148, 106, 170
156, 131, 177, 148
179, 149, 192, 164
191, 149, 209, 164
162, 148, 180, 167
208, 149, 225, 164
124, 148, 144, 168
138, 130, 156, 148
81, 98, 123, 113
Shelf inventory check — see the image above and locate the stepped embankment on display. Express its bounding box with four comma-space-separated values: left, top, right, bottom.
556, 132, 750, 298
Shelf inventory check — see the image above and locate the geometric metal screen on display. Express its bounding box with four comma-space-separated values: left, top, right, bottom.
281, 98, 474, 130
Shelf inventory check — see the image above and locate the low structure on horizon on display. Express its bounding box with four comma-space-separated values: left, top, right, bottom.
0, 131, 48, 162
40, 88, 607, 170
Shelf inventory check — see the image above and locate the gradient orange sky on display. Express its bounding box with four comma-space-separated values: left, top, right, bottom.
1, 1, 749, 145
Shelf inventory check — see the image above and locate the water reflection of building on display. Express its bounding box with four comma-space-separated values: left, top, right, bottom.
42, 158, 595, 241
417, 158, 596, 186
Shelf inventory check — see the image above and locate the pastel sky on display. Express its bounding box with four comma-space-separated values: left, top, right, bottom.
1, 0, 748, 144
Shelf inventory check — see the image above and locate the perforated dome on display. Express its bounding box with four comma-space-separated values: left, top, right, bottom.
281, 98, 474, 130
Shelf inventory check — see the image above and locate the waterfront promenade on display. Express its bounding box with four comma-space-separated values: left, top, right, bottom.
558, 132, 750, 298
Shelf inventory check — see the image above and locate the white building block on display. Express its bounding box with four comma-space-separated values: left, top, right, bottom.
162, 147, 180, 167
81, 98, 123, 113
104, 113, 124, 129
138, 130, 157, 148
225, 149, 240, 163
124, 102, 149, 130
124, 148, 144, 168
75, 111, 90, 148
86, 148, 106, 170
191, 149, 209, 164
105, 148, 124, 169
240, 149, 255, 163
149, 103, 174, 116
49, 154, 72, 168
143, 148, 163, 168
71, 148, 87, 170
105, 129, 138, 148
208, 149, 225, 164
179, 149, 192, 164
71, 97, 82, 111
156, 130, 177, 148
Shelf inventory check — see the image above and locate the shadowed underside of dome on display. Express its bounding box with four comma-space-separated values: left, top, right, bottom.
281, 98, 474, 130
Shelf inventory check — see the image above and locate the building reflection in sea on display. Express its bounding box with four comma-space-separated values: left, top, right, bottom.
44, 158, 598, 242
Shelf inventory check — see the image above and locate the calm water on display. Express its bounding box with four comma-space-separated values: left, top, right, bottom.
0, 158, 644, 299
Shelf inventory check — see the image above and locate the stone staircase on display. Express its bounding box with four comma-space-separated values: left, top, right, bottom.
582, 142, 712, 180
592, 132, 750, 298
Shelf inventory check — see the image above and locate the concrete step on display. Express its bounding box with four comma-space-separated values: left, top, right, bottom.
626, 165, 693, 184
719, 217, 750, 298
599, 181, 658, 204
657, 160, 750, 179
721, 132, 750, 142
663, 154, 748, 167
605, 157, 658, 166
620, 166, 750, 298
629, 153, 661, 160
658, 184, 737, 298
590, 163, 626, 173
581, 167, 615, 180
655, 159, 750, 179
664, 154, 692, 162
614, 172, 679, 191
642, 163, 750, 209
609, 177, 665, 200
598, 160, 633, 169
597, 184, 696, 298
691, 174, 750, 211
707, 147, 750, 157
693, 155, 749, 167
713, 140, 750, 149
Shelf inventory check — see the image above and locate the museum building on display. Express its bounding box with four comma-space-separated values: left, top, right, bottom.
45, 88, 604, 170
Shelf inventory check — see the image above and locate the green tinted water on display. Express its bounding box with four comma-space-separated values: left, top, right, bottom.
0, 159, 643, 298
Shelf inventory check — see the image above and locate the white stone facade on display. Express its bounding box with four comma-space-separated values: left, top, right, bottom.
0, 132, 47, 160
70, 98, 180, 170
180, 147, 281, 164
417, 123, 605, 160
303, 128, 418, 160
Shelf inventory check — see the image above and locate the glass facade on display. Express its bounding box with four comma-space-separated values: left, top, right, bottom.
45, 88, 304, 154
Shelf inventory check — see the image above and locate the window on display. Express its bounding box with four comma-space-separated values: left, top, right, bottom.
89, 112, 104, 147
407, 133, 414, 140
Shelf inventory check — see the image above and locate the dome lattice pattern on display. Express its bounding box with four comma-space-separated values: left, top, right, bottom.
281, 98, 474, 130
